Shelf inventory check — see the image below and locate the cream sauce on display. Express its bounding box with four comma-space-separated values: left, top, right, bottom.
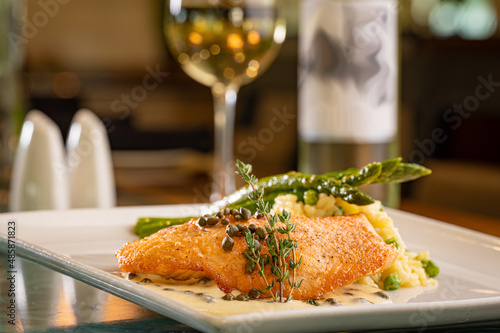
119, 273, 393, 316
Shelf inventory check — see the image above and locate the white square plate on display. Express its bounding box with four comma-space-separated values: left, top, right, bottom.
1, 205, 500, 332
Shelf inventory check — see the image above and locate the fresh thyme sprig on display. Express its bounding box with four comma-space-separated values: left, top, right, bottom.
236, 160, 303, 303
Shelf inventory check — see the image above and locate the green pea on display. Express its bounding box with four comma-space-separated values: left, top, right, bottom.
384, 274, 402, 290
421, 259, 440, 278
222, 236, 234, 251
304, 189, 319, 206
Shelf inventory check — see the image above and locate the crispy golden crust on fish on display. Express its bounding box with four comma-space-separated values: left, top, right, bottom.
116, 214, 398, 300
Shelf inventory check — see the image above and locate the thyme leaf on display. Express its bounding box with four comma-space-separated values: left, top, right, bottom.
236, 160, 303, 303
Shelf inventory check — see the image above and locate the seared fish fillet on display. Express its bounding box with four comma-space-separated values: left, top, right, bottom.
116, 214, 398, 300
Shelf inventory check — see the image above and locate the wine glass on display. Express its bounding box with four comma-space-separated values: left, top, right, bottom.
164, 0, 286, 201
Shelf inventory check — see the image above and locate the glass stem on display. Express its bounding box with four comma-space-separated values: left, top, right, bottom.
210, 83, 239, 202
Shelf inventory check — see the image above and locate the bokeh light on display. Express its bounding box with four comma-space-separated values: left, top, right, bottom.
428, 1, 461, 38
458, 0, 497, 40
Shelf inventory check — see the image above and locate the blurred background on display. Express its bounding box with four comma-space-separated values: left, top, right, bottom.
1, 0, 500, 219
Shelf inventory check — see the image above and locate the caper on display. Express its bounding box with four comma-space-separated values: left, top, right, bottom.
226, 224, 239, 237
324, 298, 340, 306
197, 293, 216, 303
236, 223, 244, 231
230, 208, 239, 216
221, 218, 230, 225
141, 278, 152, 284
248, 288, 261, 299
223, 207, 231, 216
216, 211, 224, 219
252, 233, 260, 241
127, 273, 136, 280
255, 227, 266, 240
248, 223, 257, 233
240, 208, 252, 220
260, 254, 271, 266
241, 226, 250, 235
243, 249, 255, 259
197, 216, 207, 227
353, 298, 370, 304
207, 216, 219, 226
236, 293, 250, 302
234, 214, 243, 221
204, 214, 212, 218
253, 240, 262, 253
245, 261, 256, 274
375, 291, 390, 300
222, 293, 235, 301
254, 212, 265, 219
198, 277, 211, 284
222, 236, 235, 251
205, 295, 216, 303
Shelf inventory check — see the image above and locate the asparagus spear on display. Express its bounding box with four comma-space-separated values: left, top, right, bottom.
135, 217, 197, 239
222, 158, 430, 208
134, 158, 431, 238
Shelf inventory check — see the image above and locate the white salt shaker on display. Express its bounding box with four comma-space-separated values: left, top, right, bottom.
66, 109, 116, 208
9, 110, 70, 211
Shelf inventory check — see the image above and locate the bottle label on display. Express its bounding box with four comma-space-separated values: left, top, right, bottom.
298, 0, 398, 143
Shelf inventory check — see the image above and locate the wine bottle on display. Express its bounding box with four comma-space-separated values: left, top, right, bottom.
298, 0, 400, 207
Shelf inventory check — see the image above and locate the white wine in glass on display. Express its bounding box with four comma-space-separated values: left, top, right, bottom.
164, 0, 286, 201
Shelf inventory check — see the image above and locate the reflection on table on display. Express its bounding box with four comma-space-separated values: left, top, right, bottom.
1, 257, 197, 333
